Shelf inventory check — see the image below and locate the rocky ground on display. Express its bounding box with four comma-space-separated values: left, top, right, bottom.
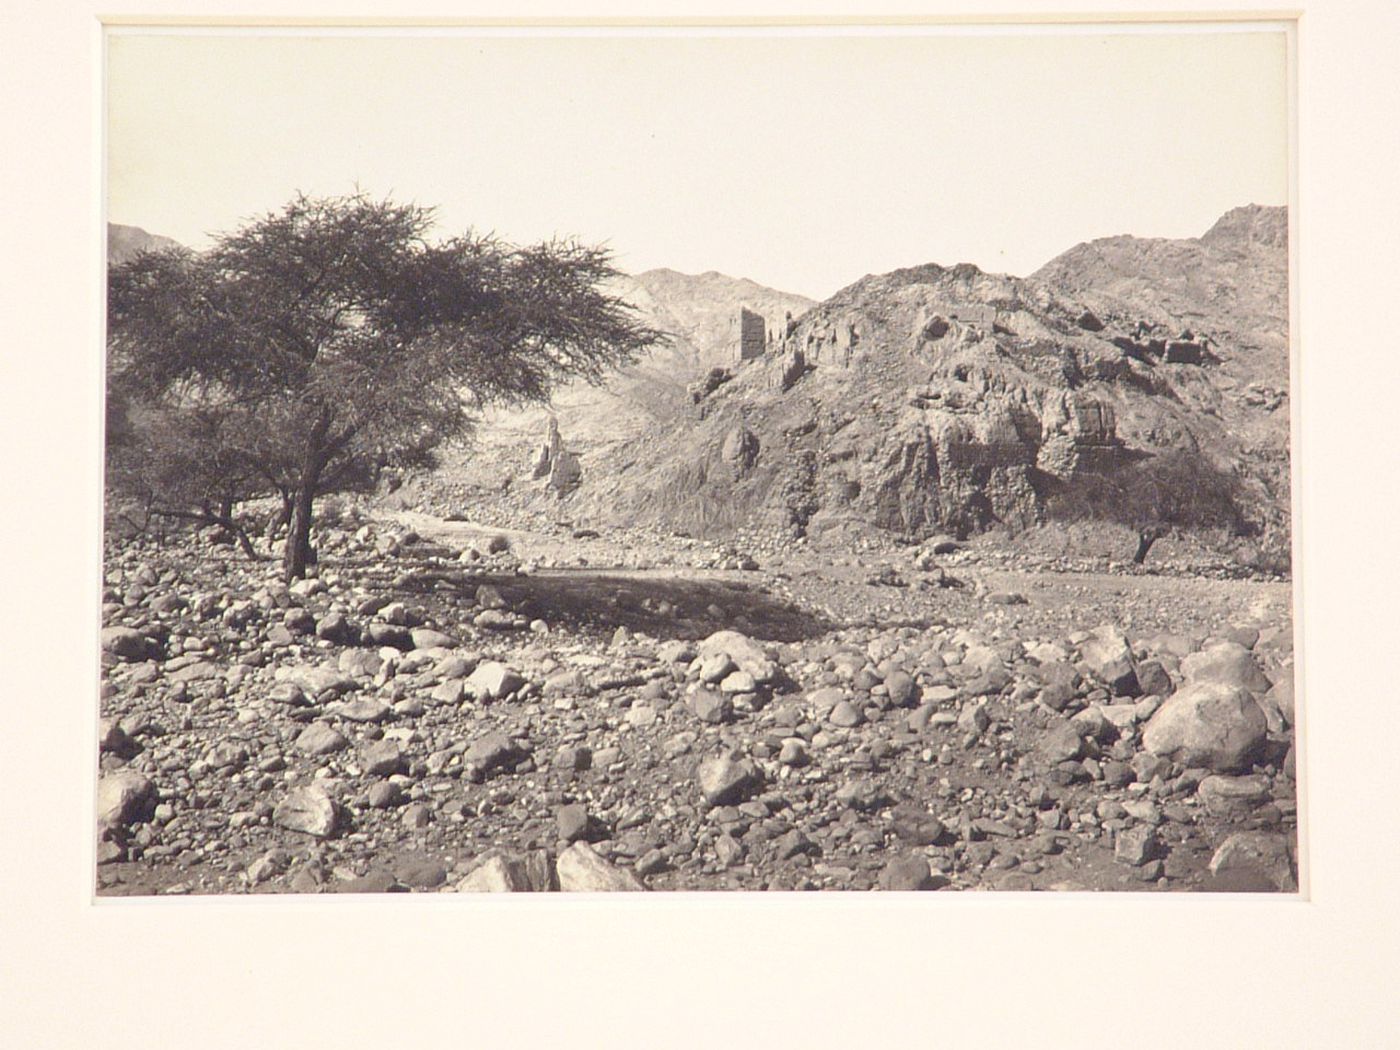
96, 506, 1298, 895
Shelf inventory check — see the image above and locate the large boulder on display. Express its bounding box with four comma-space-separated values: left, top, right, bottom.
96, 771, 156, 832
556, 843, 646, 891
1182, 642, 1272, 693
1208, 831, 1298, 892
1142, 682, 1267, 772
273, 786, 342, 838
457, 850, 555, 892
100, 626, 149, 662
1077, 624, 1140, 697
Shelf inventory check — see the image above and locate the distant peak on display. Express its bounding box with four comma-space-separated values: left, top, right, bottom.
1202, 204, 1287, 247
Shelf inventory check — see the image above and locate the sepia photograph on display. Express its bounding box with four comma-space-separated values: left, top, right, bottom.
97, 23, 1299, 897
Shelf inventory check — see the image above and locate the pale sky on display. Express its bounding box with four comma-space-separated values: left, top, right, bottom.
107, 27, 1289, 301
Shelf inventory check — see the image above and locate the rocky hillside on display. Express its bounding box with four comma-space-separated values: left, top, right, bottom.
107, 222, 181, 264
423, 270, 814, 490
463, 206, 1289, 552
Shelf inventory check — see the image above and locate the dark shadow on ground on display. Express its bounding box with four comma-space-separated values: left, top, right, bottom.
395, 567, 835, 643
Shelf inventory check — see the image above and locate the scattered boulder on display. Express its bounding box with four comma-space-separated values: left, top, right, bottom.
465, 732, 528, 775
879, 855, 939, 891
100, 626, 149, 661
1078, 624, 1140, 697
465, 661, 525, 701
272, 786, 341, 838
1196, 774, 1271, 817
556, 842, 646, 891
1182, 643, 1272, 694
1142, 682, 1267, 772
696, 630, 777, 684
295, 723, 348, 756
1208, 831, 1297, 892
696, 753, 760, 807
96, 771, 156, 832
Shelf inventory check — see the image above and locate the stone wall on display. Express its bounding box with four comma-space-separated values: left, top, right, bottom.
738, 308, 767, 363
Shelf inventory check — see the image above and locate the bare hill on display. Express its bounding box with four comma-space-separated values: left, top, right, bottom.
438, 206, 1289, 553
107, 223, 181, 264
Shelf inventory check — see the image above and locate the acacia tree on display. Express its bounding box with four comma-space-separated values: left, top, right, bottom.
108, 193, 664, 580
1048, 446, 1251, 564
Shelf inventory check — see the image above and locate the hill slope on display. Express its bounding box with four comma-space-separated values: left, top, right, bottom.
459, 206, 1289, 550
107, 223, 181, 264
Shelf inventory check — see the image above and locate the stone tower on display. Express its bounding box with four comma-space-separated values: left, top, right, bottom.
738, 307, 766, 363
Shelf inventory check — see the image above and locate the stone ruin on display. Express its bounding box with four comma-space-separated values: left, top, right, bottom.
530, 417, 582, 495
1112, 324, 1214, 366
1036, 394, 1123, 479
738, 307, 767, 363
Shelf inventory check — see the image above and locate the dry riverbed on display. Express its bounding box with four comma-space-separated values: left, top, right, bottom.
96, 508, 1298, 895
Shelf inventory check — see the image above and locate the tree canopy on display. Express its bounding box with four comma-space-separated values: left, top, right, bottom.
107, 193, 665, 579
1046, 445, 1252, 563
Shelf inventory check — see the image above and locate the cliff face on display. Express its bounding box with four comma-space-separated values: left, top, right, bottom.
558, 207, 1289, 544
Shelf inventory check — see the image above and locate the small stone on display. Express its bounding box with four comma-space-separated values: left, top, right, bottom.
1196, 774, 1272, 817
627, 703, 659, 728
393, 856, 448, 889
555, 746, 592, 772
777, 738, 809, 766
457, 854, 534, 893
1135, 659, 1173, 696
689, 689, 731, 725
696, 753, 760, 807
890, 803, 945, 846
1078, 624, 1140, 697
316, 613, 356, 644
696, 630, 777, 684
295, 723, 348, 756
1115, 825, 1157, 867
465, 661, 525, 701
410, 627, 457, 650
957, 703, 990, 735
331, 698, 392, 723
361, 739, 405, 777
884, 671, 917, 708
715, 833, 745, 867
556, 803, 591, 843
366, 622, 413, 650
829, 700, 864, 727
1038, 719, 1083, 764
879, 856, 938, 890
465, 732, 525, 775
834, 778, 888, 812
719, 670, 758, 694
278, 664, 357, 697
366, 781, 401, 809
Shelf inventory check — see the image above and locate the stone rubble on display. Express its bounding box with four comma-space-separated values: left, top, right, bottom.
96, 513, 1298, 895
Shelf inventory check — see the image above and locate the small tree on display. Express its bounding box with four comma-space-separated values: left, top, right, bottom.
108, 193, 665, 580
1048, 446, 1251, 564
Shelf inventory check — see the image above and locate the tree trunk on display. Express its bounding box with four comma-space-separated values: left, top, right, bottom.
285, 481, 317, 582
1132, 530, 1156, 565
284, 412, 331, 583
